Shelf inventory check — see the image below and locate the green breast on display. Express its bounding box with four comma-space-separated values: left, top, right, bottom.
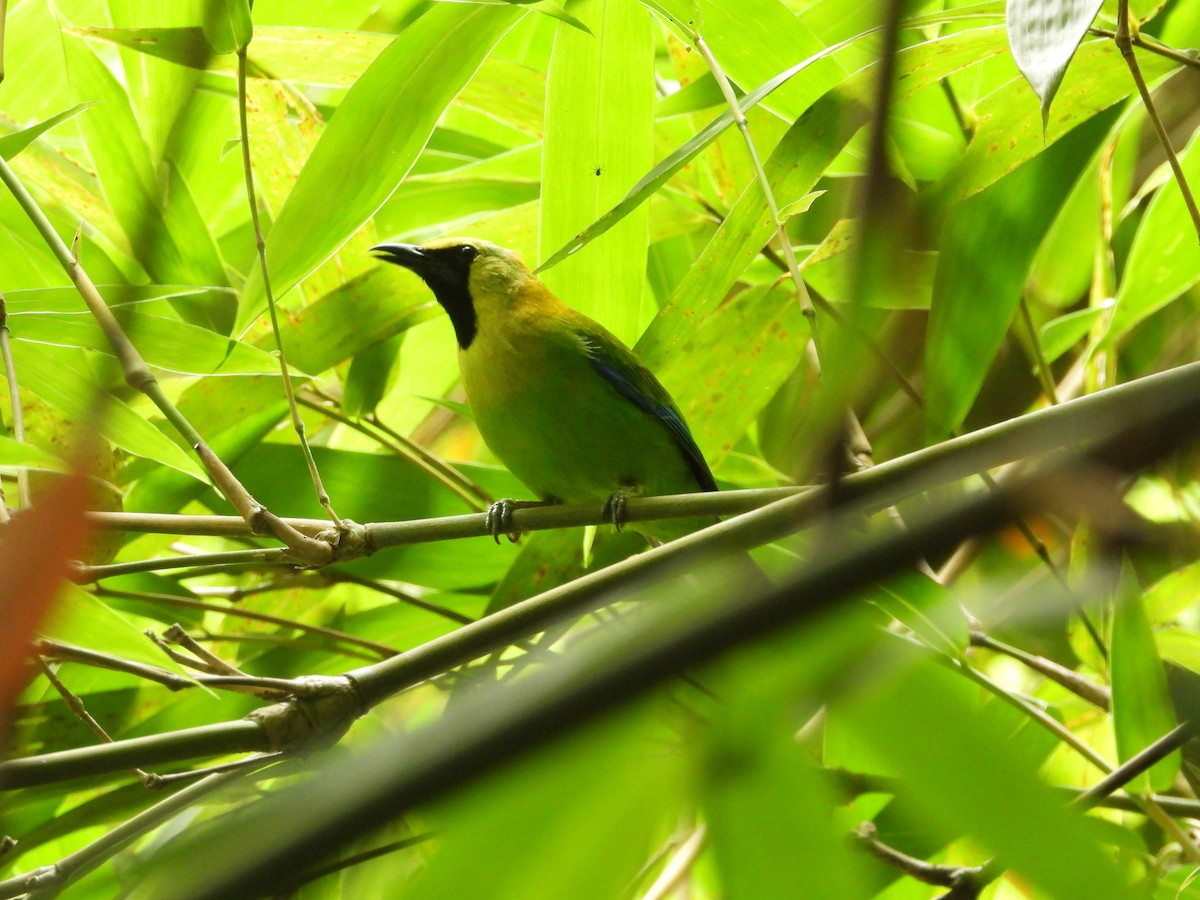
458, 322, 704, 508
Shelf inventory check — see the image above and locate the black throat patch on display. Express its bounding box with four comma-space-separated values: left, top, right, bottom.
375, 244, 478, 350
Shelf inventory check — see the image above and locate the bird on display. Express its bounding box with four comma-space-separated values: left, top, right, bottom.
370, 237, 717, 544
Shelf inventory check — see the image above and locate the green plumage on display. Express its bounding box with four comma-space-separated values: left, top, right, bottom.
372, 237, 716, 542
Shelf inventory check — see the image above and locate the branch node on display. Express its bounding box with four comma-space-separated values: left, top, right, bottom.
247, 676, 363, 754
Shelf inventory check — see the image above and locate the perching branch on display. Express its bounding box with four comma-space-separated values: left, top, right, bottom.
137, 366, 1200, 899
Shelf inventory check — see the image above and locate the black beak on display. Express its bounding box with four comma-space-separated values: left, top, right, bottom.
370, 242, 427, 271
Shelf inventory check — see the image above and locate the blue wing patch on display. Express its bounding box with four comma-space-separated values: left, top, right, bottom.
581, 336, 718, 493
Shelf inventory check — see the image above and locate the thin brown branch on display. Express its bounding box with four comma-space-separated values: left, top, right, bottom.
1090, 25, 1200, 71
237, 45, 340, 526
95, 586, 397, 658
1114, 1, 1200, 243
36, 657, 156, 786
969, 630, 1109, 709
297, 390, 491, 511
855, 822, 984, 890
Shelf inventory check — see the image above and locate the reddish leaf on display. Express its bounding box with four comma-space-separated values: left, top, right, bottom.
0, 473, 90, 723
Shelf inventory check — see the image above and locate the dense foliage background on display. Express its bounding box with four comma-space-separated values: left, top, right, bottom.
3, 0, 1200, 896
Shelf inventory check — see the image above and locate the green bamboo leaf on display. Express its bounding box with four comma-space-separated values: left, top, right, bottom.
204, 0, 253, 54
803, 220, 936, 310
236, 4, 523, 334
776, 190, 826, 222
437, 0, 592, 33
926, 40, 1175, 211
1109, 131, 1200, 341
376, 178, 541, 240
1007, 0, 1104, 127
677, 0, 848, 120
1111, 559, 1181, 793
925, 110, 1115, 439
10, 312, 291, 377
850, 651, 1130, 899
536, 25, 869, 274
704, 707, 868, 898
1038, 300, 1112, 363
43, 585, 194, 675
66, 24, 216, 68
654, 280, 807, 468
11, 343, 206, 481
871, 571, 968, 658
456, 59, 546, 137
0, 102, 95, 160
638, 28, 1007, 373
70, 24, 384, 86
2, 285, 235, 316
61, 34, 226, 286
655, 72, 723, 117
1145, 560, 1200, 623
0, 435, 67, 472
538, 0, 655, 343
343, 333, 403, 417
634, 0, 694, 37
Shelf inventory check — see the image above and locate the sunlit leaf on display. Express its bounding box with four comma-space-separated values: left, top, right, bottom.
236, 4, 524, 333
539, 0, 655, 343
0, 102, 95, 160
925, 110, 1114, 439
1110, 559, 1180, 793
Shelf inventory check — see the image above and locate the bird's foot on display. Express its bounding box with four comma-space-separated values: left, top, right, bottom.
485, 498, 558, 544
486, 499, 521, 544
602, 485, 642, 533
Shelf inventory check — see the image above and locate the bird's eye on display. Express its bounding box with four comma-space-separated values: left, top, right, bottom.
459, 245, 478, 263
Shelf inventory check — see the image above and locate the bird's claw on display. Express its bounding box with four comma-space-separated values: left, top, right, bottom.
602, 490, 630, 533
486, 499, 523, 544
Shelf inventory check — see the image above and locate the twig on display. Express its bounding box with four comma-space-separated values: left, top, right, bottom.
1018, 296, 1060, 404
36, 657, 156, 786
641, 824, 706, 900
163, 624, 248, 677
75, 547, 293, 582
147, 751, 286, 789
0, 760, 278, 900
280, 832, 434, 893
36, 639, 194, 691
855, 822, 984, 890
296, 391, 491, 511
1114, 0, 1200, 244
333, 573, 475, 626
145, 630, 229, 676
95, 586, 397, 658
692, 35, 817, 332
0, 155, 333, 565
1090, 25, 1200, 71
1072, 723, 1196, 810
969, 630, 1109, 709
237, 41, 341, 526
